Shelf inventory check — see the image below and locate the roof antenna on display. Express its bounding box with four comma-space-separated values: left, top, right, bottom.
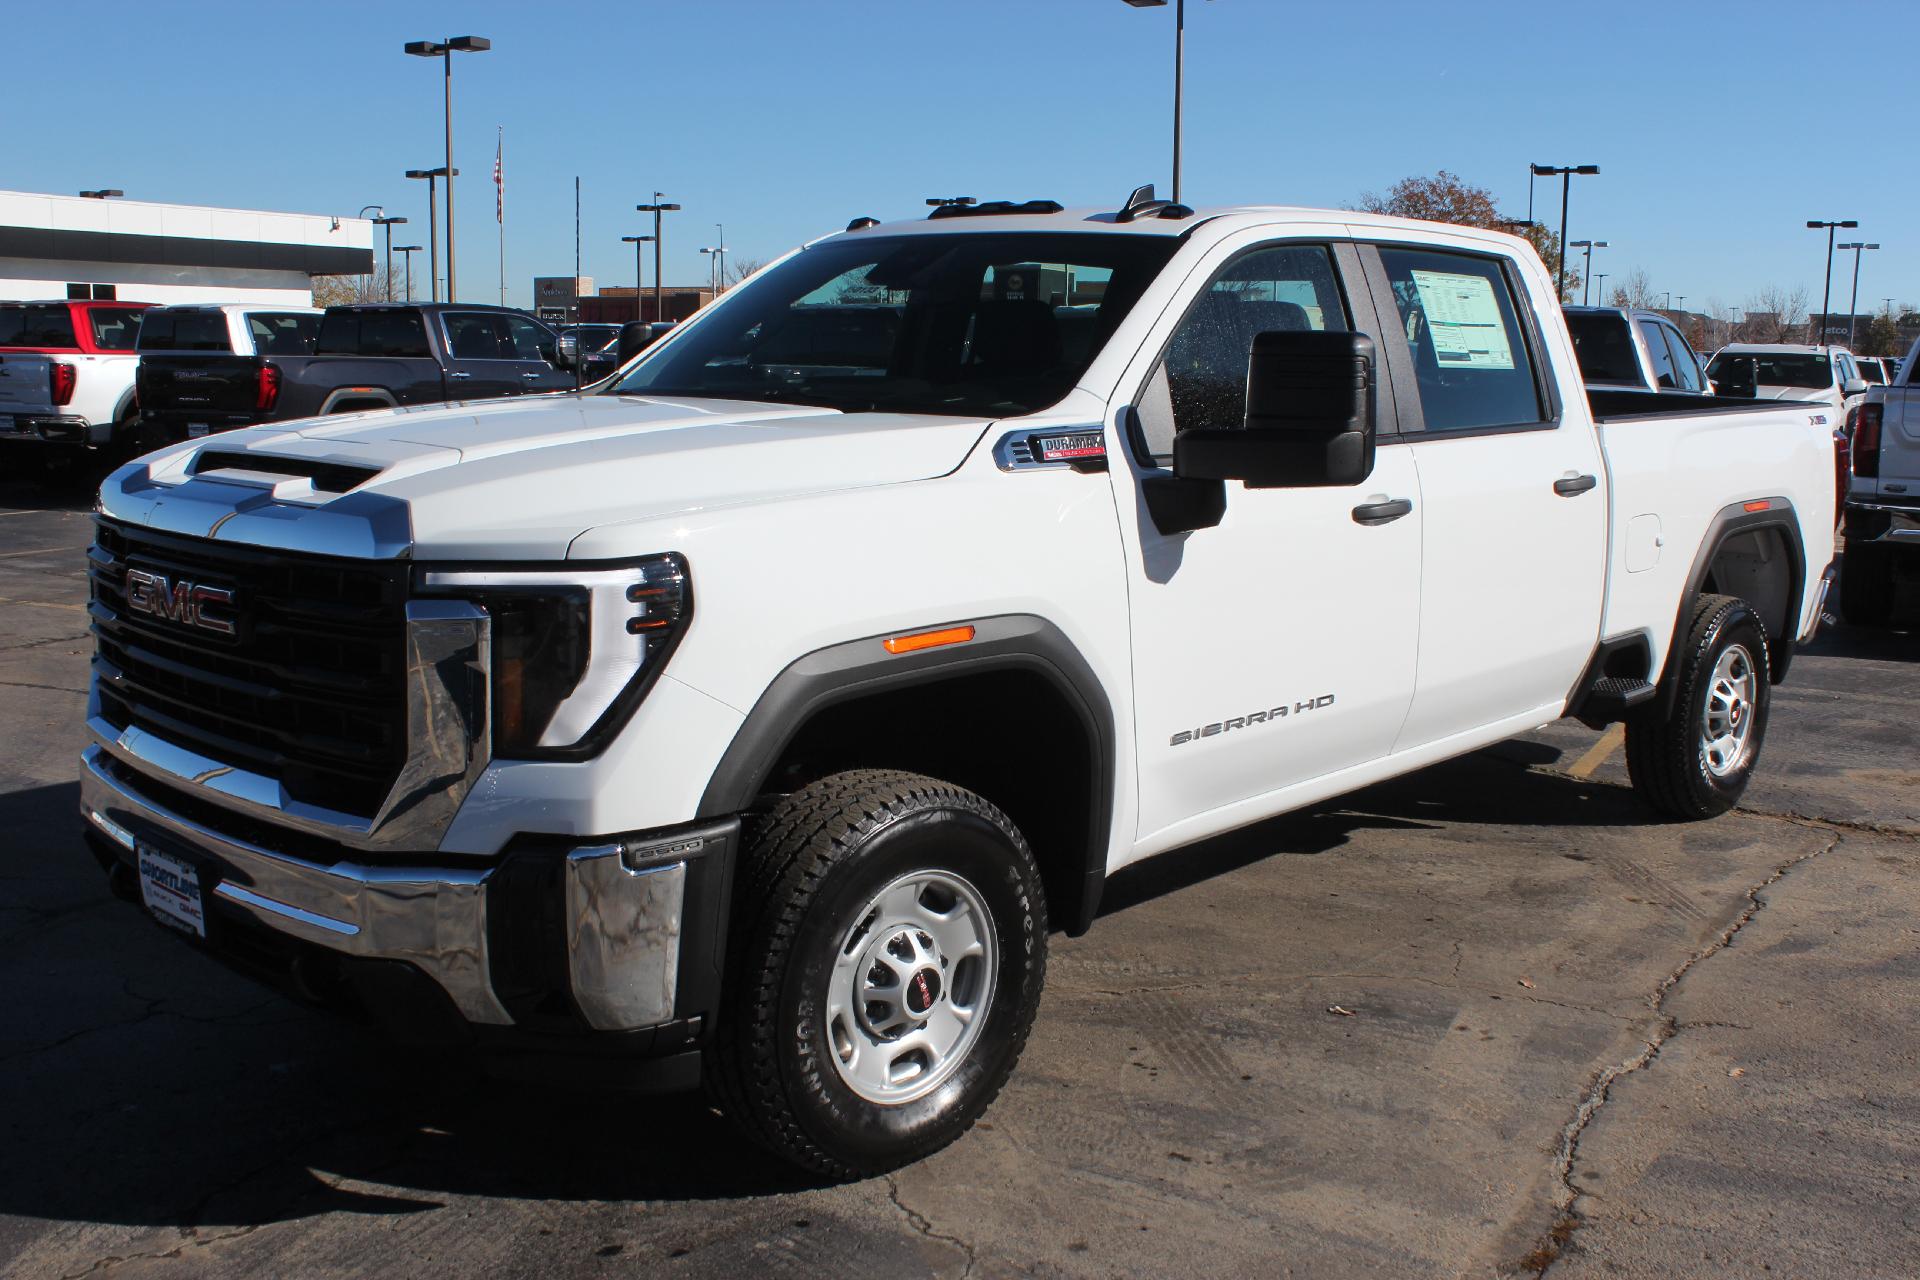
1116, 182, 1193, 223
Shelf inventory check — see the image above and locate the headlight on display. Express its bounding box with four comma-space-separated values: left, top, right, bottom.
417, 554, 690, 758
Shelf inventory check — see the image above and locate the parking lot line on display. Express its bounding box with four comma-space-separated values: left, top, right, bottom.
0, 545, 87, 559
0, 594, 86, 612
1567, 723, 1627, 778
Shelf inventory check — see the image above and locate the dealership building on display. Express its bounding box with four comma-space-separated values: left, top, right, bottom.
0, 190, 373, 307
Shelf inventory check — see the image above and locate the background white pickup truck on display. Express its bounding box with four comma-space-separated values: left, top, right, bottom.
1840, 333, 1920, 623
0, 300, 149, 455
81, 191, 1834, 1179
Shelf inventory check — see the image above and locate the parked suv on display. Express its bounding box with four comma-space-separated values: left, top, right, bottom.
135, 304, 322, 441
84, 195, 1834, 1177
0, 299, 151, 455
1564, 305, 1713, 396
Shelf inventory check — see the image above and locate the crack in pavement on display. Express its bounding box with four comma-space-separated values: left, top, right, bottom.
56, 1225, 263, 1280
1522, 827, 1843, 1275
0, 630, 89, 654
884, 1174, 977, 1277
0, 679, 88, 695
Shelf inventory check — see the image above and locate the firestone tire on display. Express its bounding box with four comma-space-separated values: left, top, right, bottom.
1626, 594, 1771, 821
1840, 540, 1895, 628
706, 769, 1047, 1180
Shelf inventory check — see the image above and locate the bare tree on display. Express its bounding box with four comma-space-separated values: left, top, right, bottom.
1741, 285, 1809, 343
726, 257, 766, 287
1608, 268, 1659, 310
311, 269, 394, 308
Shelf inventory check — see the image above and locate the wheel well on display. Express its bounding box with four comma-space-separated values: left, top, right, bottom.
758, 669, 1100, 935
1700, 525, 1794, 646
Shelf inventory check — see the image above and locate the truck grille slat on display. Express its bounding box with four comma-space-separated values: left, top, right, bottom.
90, 519, 408, 818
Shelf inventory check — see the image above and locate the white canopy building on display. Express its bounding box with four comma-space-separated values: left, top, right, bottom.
0, 190, 373, 307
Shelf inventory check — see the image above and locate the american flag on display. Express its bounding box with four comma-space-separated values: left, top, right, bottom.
493, 130, 503, 224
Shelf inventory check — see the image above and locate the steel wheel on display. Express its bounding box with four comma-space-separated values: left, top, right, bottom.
1699, 642, 1757, 778
825, 869, 998, 1106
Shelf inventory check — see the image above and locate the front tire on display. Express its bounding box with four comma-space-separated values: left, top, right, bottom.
707, 769, 1047, 1179
1626, 594, 1771, 820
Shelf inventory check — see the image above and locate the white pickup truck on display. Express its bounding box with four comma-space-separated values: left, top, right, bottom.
81, 192, 1835, 1178
1840, 333, 1920, 623
0, 300, 149, 459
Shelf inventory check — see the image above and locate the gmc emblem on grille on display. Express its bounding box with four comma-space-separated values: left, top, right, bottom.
125, 569, 236, 636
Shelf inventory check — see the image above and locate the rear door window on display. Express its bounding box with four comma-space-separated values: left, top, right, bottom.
1564, 312, 1643, 384
89, 308, 145, 351
503, 314, 558, 364
246, 313, 319, 356
13, 304, 78, 348
1659, 325, 1704, 392
444, 312, 513, 360
1377, 247, 1546, 431
318, 310, 431, 358
1636, 319, 1679, 389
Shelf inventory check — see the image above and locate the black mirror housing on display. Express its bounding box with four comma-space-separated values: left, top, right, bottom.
1173, 330, 1377, 488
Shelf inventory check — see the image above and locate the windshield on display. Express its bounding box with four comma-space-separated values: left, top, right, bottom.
610, 232, 1179, 416
1707, 351, 1831, 390
1564, 311, 1642, 384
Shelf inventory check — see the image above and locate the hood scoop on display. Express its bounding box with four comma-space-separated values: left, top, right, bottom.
190, 449, 383, 495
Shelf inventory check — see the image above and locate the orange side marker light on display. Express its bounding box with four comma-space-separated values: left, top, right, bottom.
882, 625, 975, 655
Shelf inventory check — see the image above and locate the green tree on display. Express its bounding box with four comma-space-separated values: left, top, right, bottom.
1356, 170, 1579, 300
1861, 311, 1902, 358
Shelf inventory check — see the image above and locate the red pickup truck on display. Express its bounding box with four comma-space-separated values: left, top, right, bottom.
0, 300, 151, 460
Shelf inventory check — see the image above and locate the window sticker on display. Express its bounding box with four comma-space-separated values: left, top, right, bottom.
1409, 269, 1516, 370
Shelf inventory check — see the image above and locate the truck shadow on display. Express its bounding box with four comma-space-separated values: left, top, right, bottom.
0, 470, 109, 514
0, 743, 1664, 1234
1097, 738, 1648, 918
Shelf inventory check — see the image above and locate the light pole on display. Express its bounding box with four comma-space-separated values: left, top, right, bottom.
1807, 219, 1858, 348
714, 223, 727, 293
1121, 0, 1185, 203
1663, 291, 1672, 311
78, 189, 124, 199
621, 234, 653, 323
1837, 241, 1879, 347
699, 248, 719, 296
372, 215, 407, 301
404, 35, 491, 303
1594, 273, 1608, 306
405, 168, 456, 302
1570, 239, 1608, 305
1532, 164, 1600, 301
1677, 295, 1686, 315
395, 246, 421, 302
635, 194, 680, 324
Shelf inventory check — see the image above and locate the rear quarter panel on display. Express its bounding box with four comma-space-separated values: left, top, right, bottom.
1599, 403, 1835, 674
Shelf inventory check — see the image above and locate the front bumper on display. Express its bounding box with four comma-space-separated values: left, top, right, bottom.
81, 744, 736, 1055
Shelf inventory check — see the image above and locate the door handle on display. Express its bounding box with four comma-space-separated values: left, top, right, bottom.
449, 371, 472, 380
1554, 473, 1598, 497
1351, 497, 1413, 526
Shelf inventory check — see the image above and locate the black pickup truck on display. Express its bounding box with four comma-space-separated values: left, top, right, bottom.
135, 302, 572, 439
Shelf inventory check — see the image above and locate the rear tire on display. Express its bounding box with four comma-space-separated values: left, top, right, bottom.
706, 769, 1046, 1180
1840, 540, 1895, 627
1626, 594, 1771, 820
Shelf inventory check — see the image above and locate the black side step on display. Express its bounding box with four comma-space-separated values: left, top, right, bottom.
1576, 676, 1656, 728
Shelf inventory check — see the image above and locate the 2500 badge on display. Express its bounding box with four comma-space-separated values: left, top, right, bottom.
1170, 694, 1335, 747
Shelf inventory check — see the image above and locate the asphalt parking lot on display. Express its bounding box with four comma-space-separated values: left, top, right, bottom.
0, 476, 1914, 1279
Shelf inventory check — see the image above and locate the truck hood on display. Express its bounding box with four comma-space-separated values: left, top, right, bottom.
105, 392, 992, 559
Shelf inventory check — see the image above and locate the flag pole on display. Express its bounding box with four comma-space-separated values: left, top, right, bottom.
503, 126, 510, 307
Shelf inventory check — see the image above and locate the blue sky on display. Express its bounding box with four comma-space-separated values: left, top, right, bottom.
10, 0, 1912, 315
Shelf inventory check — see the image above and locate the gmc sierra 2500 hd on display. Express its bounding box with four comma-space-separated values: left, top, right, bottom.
82, 190, 1835, 1178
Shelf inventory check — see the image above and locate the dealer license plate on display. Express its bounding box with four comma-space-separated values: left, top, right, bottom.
137, 842, 206, 938
187, 423, 210, 438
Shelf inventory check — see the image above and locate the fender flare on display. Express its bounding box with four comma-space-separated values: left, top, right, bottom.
1656, 497, 1805, 716
317, 387, 399, 415
696, 613, 1118, 935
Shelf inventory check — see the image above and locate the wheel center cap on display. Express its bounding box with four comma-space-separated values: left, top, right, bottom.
905, 967, 942, 1017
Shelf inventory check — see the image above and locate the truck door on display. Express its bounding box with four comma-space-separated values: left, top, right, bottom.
499, 313, 576, 393
440, 311, 524, 397
1360, 241, 1607, 749
1112, 240, 1423, 849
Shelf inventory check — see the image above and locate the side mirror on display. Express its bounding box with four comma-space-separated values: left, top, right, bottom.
553, 331, 578, 368
1842, 377, 1869, 396
617, 321, 658, 363
1173, 330, 1376, 488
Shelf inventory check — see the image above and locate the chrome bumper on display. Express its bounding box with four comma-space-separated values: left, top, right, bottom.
82, 744, 735, 1036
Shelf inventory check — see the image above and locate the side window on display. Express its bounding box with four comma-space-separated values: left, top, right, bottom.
1661, 325, 1704, 392
503, 314, 558, 364
1377, 247, 1545, 431
1636, 319, 1679, 389
444, 312, 509, 360
1137, 243, 1348, 459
